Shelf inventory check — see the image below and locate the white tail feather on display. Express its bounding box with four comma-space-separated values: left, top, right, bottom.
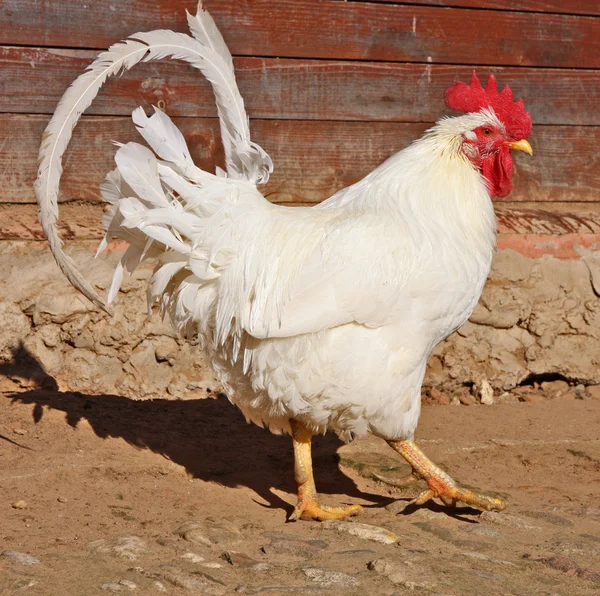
187, 2, 234, 71
185, 3, 273, 185
107, 244, 144, 304
132, 107, 193, 166
114, 143, 169, 207
36, 4, 273, 311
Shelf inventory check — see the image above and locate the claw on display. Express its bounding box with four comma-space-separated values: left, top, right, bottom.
289, 499, 307, 522
412, 489, 435, 506
439, 493, 457, 507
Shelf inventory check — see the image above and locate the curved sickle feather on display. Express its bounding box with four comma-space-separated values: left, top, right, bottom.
35, 10, 272, 312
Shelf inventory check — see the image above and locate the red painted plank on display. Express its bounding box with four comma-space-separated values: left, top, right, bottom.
342, 0, 600, 17
2, 47, 599, 126
1, 115, 599, 206
1, 0, 599, 68
497, 233, 600, 259
0, 0, 198, 48
495, 204, 600, 235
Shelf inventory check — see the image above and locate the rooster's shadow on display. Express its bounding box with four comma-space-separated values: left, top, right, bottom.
2, 345, 385, 515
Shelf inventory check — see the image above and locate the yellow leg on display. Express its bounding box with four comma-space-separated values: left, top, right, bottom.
288, 419, 363, 521
387, 440, 505, 512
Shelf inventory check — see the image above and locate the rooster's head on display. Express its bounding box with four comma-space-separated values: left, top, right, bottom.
443, 71, 533, 198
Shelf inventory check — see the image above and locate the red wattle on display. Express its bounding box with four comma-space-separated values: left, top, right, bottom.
482, 146, 513, 198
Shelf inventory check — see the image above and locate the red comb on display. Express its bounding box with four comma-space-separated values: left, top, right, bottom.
445, 71, 532, 140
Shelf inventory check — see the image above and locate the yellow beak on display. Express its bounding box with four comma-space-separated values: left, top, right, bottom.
509, 139, 533, 155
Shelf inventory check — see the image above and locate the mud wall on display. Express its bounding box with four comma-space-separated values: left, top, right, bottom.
1, 241, 599, 400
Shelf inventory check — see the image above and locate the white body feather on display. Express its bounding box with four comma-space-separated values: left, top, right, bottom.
36, 3, 496, 442
100, 111, 496, 441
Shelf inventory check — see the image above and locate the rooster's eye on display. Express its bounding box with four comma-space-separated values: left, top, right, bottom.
482, 128, 493, 136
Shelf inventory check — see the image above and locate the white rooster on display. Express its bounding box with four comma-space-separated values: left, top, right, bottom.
36, 3, 533, 520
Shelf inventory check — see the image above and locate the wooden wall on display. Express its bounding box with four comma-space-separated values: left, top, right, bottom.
1, 0, 599, 258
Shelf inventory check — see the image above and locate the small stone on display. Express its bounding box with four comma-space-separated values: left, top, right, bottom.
201, 562, 224, 569
541, 379, 569, 396
1, 550, 40, 565
521, 510, 573, 527
385, 500, 411, 515
154, 337, 179, 362
73, 329, 95, 349
12, 428, 27, 435
575, 384, 586, 396
118, 580, 137, 590
100, 583, 124, 592
88, 536, 150, 561
129, 567, 146, 574
542, 556, 600, 584
153, 581, 168, 592
480, 511, 541, 530
367, 558, 396, 575
475, 379, 495, 405
12, 579, 38, 590
322, 520, 399, 545
156, 537, 180, 549
368, 558, 425, 587
497, 392, 519, 405
428, 388, 450, 405
450, 396, 461, 406
181, 552, 205, 563
302, 567, 359, 587
176, 523, 212, 547
157, 565, 226, 594
57, 496, 68, 503
175, 519, 241, 547
221, 551, 264, 569
11, 500, 28, 510
458, 394, 476, 406
413, 521, 455, 543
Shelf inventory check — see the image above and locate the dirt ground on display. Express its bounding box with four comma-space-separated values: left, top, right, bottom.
1, 390, 599, 595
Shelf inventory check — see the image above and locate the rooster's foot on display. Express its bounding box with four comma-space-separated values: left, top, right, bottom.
387, 439, 505, 512
289, 418, 363, 522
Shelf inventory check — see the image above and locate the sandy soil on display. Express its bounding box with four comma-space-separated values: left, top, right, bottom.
1, 390, 599, 595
